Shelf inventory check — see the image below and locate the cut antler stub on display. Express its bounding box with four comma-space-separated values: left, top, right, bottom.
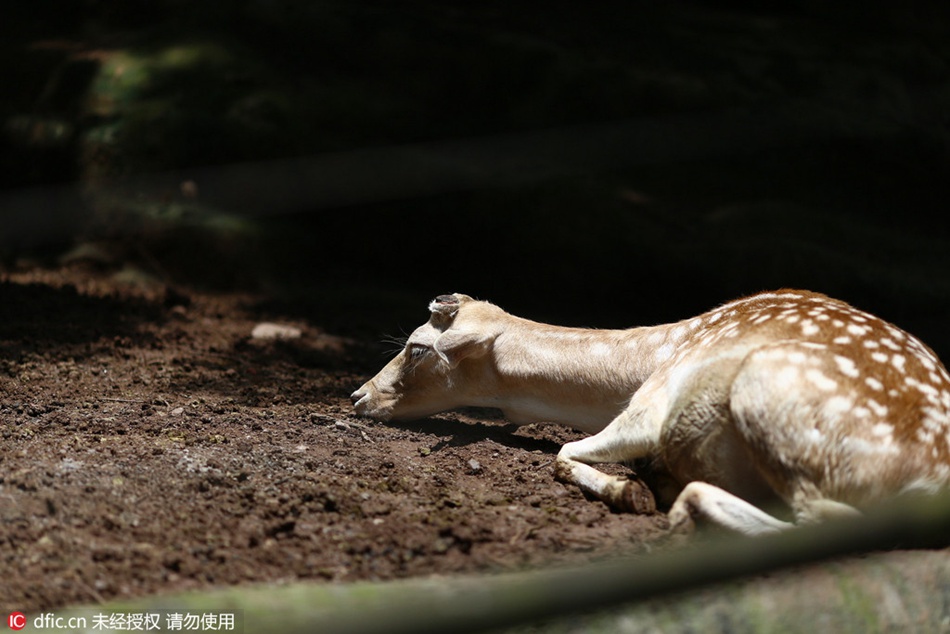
429, 294, 461, 318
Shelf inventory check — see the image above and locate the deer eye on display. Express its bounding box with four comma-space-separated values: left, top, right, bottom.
407, 343, 429, 360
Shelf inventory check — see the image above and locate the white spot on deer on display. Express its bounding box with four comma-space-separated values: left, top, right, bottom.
865, 377, 884, 391
866, 398, 888, 418
906, 377, 940, 398
784, 314, 801, 325
806, 368, 838, 392
891, 354, 906, 373
886, 326, 907, 341
844, 437, 900, 457
871, 352, 889, 364
871, 422, 894, 437
801, 320, 819, 336
853, 406, 871, 418
824, 395, 853, 417
922, 412, 945, 433
881, 338, 901, 351
863, 340, 881, 349
751, 313, 772, 325
833, 355, 860, 378
832, 336, 851, 345
847, 324, 868, 336
832, 319, 845, 328
908, 339, 928, 356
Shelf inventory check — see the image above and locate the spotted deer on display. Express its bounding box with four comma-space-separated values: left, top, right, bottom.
351, 291, 950, 535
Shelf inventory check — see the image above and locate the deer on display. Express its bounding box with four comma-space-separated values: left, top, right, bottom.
350, 291, 950, 535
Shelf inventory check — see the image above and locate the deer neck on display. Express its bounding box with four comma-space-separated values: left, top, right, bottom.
469, 317, 688, 433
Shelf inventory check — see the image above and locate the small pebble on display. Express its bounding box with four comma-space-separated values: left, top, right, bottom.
251, 323, 302, 340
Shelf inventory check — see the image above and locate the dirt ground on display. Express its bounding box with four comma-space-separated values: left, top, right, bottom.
0, 265, 670, 613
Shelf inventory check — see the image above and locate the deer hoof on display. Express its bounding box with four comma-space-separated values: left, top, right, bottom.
553, 458, 573, 483
667, 503, 696, 534
619, 477, 657, 515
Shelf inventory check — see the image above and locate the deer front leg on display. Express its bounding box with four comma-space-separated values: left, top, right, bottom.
555, 452, 656, 514
554, 405, 662, 515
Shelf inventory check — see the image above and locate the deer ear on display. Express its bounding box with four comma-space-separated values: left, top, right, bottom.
433, 329, 493, 368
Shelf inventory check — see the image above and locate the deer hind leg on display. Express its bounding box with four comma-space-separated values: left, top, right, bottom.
555, 401, 663, 515
666, 482, 859, 535
668, 481, 793, 535
726, 343, 867, 530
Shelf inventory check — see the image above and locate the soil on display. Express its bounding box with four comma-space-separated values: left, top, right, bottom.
0, 266, 669, 613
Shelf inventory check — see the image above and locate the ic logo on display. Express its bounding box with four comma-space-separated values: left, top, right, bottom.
7, 612, 26, 630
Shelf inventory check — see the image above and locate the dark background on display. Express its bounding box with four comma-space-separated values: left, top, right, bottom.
3, 0, 950, 353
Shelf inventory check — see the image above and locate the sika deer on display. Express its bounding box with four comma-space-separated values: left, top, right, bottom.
351, 291, 950, 535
